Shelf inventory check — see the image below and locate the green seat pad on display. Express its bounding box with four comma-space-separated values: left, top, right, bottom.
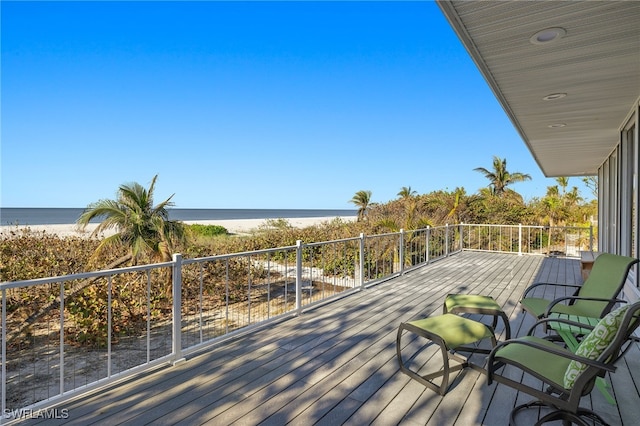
445, 294, 502, 312
407, 313, 494, 350
493, 335, 572, 389
563, 304, 629, 388
520, 296, 590, 318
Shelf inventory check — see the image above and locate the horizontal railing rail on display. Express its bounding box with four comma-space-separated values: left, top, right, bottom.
0, 223, 592, 421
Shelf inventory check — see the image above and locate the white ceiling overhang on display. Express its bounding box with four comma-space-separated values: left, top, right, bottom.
437, 0, 640, 177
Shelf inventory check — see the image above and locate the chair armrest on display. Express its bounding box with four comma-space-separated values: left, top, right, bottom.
521, 282, 581, 299
543, 297, 626, 318
527, 317, 596, 337
487, 338, 616, 385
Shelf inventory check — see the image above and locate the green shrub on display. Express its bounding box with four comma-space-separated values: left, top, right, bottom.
188, 224, 228, 237
261, 218, 292, 230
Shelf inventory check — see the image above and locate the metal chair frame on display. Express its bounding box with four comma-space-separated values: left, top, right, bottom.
487, 302, 640, 425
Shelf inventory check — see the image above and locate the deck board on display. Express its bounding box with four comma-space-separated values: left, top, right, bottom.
22, 251, 640, 425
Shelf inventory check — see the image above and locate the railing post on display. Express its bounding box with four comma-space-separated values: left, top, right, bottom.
359, 233, 365, 289
459, 223, 464, 252
518, 223, 523, 256
445, 224, 450, 257
107, 276, 112, 377
296, 240, 303, 313
60, 281, 66, 392
399, 229, 405, 275
172, 253, 184, 363
1, 289, 5, 415
589, 224, 594, 251
426, 226, 431, 264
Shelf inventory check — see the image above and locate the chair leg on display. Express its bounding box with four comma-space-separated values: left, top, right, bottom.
396, 323, 466, 396
574, 407, 610, 425
488, 312, 512, 340
536, 409, 605, 426
511, 400, 546, 426
498, 311, 511, 340
511, 399, 610, 426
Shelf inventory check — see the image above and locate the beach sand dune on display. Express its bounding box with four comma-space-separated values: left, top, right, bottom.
0, 216, 355, 238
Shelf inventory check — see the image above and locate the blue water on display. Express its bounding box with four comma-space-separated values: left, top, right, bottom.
0, 208, 357, 226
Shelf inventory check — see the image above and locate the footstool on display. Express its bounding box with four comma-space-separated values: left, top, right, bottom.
396, 313, 497, 395
444, 294, 511, 340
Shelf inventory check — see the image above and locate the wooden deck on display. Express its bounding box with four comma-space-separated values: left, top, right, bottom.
24, 252, 640, 425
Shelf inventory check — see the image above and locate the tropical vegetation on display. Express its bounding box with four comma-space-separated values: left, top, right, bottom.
77, 174, 187, 267
3, 162, 597, 283
2, 163, 598, 346
473, 155, 532, 197
349, 190, 372, 222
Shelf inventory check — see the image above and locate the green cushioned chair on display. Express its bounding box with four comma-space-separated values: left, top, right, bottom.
487, 301, 640, 425
520, 253, 638, 320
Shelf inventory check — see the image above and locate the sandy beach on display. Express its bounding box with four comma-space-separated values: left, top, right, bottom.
0, 216, 355, 238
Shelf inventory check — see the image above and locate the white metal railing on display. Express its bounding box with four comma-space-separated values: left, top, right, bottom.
0, 223, 590, 421
460, 223, 594, 256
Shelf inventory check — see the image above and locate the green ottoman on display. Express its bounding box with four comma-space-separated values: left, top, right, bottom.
444, 294, 511, 340
396, 313, 497, 395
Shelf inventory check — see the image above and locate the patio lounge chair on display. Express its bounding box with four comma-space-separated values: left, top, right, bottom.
487, 301, 640, 425
519, 253, 638, 320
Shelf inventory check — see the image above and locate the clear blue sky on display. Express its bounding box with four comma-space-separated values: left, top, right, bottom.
1, 1, 591, 209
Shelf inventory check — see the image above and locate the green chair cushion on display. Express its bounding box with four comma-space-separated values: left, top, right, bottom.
445, 294, 502, 312
565, 254, 636, 317
521, 296, 599, 318
563, 304, 629, 388
407, 313, 494, 350
494, 335, 571, 389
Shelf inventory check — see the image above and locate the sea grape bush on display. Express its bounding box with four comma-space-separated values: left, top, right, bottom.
188, 224, 228, 237
0, 216, 409, 347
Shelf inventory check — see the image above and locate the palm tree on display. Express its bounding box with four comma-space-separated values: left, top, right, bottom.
474, 156, 532, 197
16, 175, 187, 343
546, 185, 560, 198
565, 186, 583, 207
583, 176, 598, 198
350, 190, 372, 222
542, 196, 566, 227
538, 184, 570, 227
397, 186, 417, 199
77, 175, 187, 264
556, 177, 569, 197
445, 187, 466, 222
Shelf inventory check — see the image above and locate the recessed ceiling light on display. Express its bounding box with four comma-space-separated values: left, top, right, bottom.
543, 93, 567, 101
548, 123, 567, 128
530, 27, 566, 45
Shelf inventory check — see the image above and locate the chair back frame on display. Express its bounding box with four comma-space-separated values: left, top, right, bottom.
487, 301, 640, 423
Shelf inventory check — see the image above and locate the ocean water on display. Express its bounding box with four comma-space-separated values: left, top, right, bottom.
0, 208, 357, 226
